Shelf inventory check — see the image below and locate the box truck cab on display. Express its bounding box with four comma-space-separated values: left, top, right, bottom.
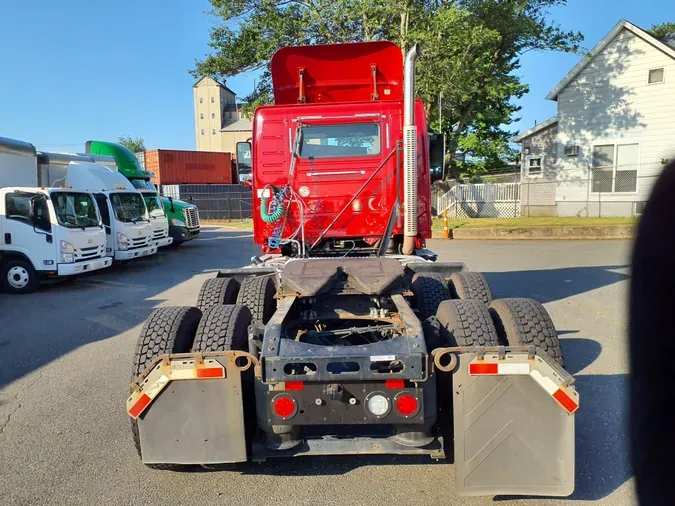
0, 138, 112, 294
45, 160, 157, 261
85, 141, 200, 244
84, 153, 172, 249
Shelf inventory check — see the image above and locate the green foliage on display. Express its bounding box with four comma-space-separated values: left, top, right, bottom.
193, 0, 583, 179
117, 136, 146, 153
649, 22, 675, 39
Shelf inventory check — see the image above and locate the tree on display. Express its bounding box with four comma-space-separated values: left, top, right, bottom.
117, 136, 146, 153
193, 1, 583, 178
649, 22, 675, 39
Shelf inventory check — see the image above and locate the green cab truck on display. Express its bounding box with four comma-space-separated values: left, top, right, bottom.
85, 141, 200, 244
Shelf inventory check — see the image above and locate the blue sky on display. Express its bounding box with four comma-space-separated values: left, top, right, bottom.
0, 0, 673, 152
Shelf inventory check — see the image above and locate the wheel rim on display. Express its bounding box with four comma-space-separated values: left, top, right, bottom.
7, 266, 30, 289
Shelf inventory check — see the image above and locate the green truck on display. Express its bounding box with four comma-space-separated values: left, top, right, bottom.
85, 141, 200, 244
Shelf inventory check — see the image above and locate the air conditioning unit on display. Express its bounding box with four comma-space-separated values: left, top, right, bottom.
564, 145, 580, 156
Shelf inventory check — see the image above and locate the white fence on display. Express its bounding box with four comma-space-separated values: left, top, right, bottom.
436, 182, 521, 218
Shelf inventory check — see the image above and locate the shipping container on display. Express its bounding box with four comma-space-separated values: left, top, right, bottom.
144, 150, 232, 185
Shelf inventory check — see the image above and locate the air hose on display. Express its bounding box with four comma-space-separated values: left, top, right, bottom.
260, 195, 284, 223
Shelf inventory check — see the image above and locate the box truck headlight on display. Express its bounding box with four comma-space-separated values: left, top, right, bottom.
171, 218, 186, 227
60, 241, 75, 263
117, 233, 129, 251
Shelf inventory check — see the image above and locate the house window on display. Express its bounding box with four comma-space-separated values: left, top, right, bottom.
528, 157, 543, 176
648, 67, 665, 84
211, 97, 215, 103
200, 129, 204, 135
200, 113, 203, 120
199, 97, 203, 104
212, 129, 216, 135
211, 113, 215, 119
592, 143, 638, 193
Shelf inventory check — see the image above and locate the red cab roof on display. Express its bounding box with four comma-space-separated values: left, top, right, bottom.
270, 41, 403, 105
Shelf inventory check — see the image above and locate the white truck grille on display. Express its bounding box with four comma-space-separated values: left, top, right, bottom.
184, 207, 200, 229
74, 245, 104, 262
153, 229, 168, 240
130, 236, 150, 249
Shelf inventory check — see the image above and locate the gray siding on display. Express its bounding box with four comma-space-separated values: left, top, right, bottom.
555, 28, 675, 215
520, 122, 558, 215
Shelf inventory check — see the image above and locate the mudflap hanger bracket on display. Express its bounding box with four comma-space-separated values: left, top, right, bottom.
432, 346, 578, 497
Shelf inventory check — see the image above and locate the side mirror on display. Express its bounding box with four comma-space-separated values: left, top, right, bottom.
429, 134, 445, 171
168, 196, 175, 213
29, 197, 37, 219
236, 141, 252, 179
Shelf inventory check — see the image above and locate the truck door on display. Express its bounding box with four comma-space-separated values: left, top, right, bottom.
1, 191, 56, 272
94, 193, 114, 257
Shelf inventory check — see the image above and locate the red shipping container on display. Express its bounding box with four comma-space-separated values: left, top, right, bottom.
145, 150, 232, 185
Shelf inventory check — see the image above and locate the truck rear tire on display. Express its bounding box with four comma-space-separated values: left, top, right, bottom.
1, 258, 39, 294
489, 298, 564, 367
435, 299, 500, 347
412, 272, 451, 321
196, 277, 240, 312
130, 306, 202, 469
192, 304, 252, 352
236, 275, 276, 324
448, 272, 493, 306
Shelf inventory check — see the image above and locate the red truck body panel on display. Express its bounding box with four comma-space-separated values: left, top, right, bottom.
145, 150, 232, 185
253, 41, 432, 250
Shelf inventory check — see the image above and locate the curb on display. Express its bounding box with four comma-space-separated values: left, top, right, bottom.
432, 225, 635, 240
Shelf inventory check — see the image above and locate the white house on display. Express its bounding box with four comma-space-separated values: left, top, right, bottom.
514, 20, 675, 217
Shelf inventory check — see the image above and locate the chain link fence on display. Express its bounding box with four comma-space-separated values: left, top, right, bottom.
159, 184, 252, 220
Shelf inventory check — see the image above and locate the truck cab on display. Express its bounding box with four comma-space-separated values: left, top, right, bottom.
43, 160, 157, 261
85, 141, 200, 244
0, 137, 112, 294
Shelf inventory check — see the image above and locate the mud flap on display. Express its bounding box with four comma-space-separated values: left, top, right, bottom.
133, 353, 255, 465
452, 352, 575, 497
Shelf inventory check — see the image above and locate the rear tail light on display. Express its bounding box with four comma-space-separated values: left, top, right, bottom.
285, 381, 304, 391
395, 394, 420, 417
272, 395, 297, 419
385, 379, 405, 389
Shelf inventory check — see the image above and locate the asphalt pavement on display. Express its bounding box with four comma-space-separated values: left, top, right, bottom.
0, 227, 635, 506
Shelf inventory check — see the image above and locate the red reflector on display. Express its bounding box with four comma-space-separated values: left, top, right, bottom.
128, 393, 152, 419
285, 381, 304, 391
196, 367, 224, 379
395, 394, 419, 416
385, 379, 405, 389
469, 362, 498, 375
552, 389, 579, 414
273, 396, 296, 418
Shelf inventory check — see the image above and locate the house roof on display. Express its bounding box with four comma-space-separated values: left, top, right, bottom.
220, 119, 252, 132
512, 117, 559, 143
193, 76, 237, 96
546, 19, 675, 101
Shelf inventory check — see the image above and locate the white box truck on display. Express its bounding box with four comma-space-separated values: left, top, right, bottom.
41, 157, 157, 261
0, 136, 112, 294
82, 154, 173, 249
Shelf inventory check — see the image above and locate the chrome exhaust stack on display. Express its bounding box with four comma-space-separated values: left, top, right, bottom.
402, 44, 421, 255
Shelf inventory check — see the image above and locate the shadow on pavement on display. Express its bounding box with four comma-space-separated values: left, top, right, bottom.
484, 265, 630, 303
560, 337, 602, 375
0, 227, 259, 389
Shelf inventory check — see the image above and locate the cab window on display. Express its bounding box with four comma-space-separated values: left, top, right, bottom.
300, 123, 381, 158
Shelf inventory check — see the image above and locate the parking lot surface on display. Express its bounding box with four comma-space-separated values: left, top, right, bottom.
0, 227, 634, 505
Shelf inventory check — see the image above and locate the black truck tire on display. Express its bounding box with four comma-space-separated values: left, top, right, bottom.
489, 298, 564, 367
448, 272, 493, 306
435, 299, 500, 346
130, 306, 202, 469
196, 277, 240, 312
412, 272, 451, 321
192, 304, 252, 353
236, 275, 276, 324
1, 258, 39, 295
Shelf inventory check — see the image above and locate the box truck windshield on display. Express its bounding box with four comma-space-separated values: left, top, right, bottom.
144, 194, 165, 218
51, 192, 101, 229
110, 193, 147, 223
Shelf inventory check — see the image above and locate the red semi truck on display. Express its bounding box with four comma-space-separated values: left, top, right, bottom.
127, 41, 578, 497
